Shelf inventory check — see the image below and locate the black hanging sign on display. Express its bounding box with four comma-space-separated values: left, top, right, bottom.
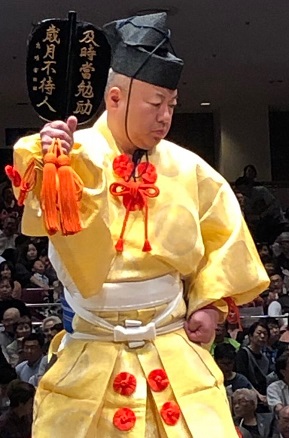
27, 11, 111, 124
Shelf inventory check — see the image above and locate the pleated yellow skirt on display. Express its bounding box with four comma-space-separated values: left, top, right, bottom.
33, 308, 238, 438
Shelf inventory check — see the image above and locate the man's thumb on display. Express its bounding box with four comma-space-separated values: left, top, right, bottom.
66, 116, 78, 133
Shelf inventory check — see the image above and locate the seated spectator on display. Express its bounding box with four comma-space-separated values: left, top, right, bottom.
0, 380, 35, 438
256, 242, 272, 260
42, 316, 62, 345
273, 232, 289, 290
31, 260, 49, 287
264, 318, 281, 373
6, 317, 32, 367
233, 388, 274, 438
0, 216, 19, 256
0, 185, 23, 224
273, 405, 289, 438
14, 242, 45, 289
39, 249, 58, 285
261, 255, 281, 277
235, 176, 285, 243
226, 309, 243, 341
235, 321, 270, 410
0, 278, 29, 321
16, 333, 44, 383
0, 307, 20, 355
214, 343, 252, 392
210, 322, 240, 355
0, 367, 17, 414
0, 261, 21, 300
242, 164, 258, 185
267, 350, 289, 414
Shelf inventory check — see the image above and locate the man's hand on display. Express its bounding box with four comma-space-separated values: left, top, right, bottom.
184, 307, 219, 344
40, 115, 78, 155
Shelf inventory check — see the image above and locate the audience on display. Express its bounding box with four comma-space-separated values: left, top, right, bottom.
15, 333, 45, 383
267, 351, 289, 414
0, 380, 35, 438
236, 321, 270, 411
273, 405, 289, 438
233, 388, 274, 438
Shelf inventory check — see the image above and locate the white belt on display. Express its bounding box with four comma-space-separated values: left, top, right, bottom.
63, 275, 185, 349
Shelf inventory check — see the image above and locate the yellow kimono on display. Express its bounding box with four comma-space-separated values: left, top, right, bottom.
13, 112, 269, 438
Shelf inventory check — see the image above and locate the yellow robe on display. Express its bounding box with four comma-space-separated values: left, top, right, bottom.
13, 112, 269, 437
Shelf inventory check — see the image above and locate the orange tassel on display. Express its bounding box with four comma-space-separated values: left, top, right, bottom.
57, 150, 83, 236
142, 239, 152, 252
40, 141, 59, 235
224, 297, 242, 331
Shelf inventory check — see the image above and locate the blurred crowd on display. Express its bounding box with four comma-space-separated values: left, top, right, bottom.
0, 164, 289, 437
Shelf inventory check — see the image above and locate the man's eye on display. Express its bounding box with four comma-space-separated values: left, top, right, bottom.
150, 102, 161, 107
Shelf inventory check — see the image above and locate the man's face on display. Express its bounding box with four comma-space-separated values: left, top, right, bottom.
268, 323, 280, 343
269, 274, 283, 295
0, 279, 13, 300
23, 340, 42, 364
2, 310, 19, 332
110, 79, 177, 152
43, 320, 56, 342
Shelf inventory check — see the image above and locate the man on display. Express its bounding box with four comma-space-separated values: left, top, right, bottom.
235, 176, 285, 243
12, 13, 269, 438
16, 333, 44, 383
0, 307, 20, 357
0, 216, 18, 256
267, 351, 289, 414
274, 405, 289, 438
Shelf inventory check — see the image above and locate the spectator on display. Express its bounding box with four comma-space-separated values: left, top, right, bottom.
0, 380, 35, 438
233, 388, 274, 438
0, 216, 19, 256
38, 249, 58, 285
0, 278, 29, 321
235, 176, 285, 243
210, 322, 240, 355
6, 317, 32, 367
15, 242, 49, 290
236, 321, 270, 410
242, 164, 258, 185
273, 405, 289, 438
41, 316, 62, 345
31, 260, 50, 289
264, 318, 281, 373
0, 308, 20, 355
256, 242, 272, 259
0, 366, 17, 414
214, 343, 253, 392
0, 261, 21, 300
15, 333, 44, 383
267, 350, 289, 414
0, 186, 22, 223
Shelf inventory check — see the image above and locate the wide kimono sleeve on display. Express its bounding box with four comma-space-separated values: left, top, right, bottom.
187, 161, 270, 319
13, 130, 115, 298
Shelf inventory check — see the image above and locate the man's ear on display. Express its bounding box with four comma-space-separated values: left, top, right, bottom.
106, 87, 121, 109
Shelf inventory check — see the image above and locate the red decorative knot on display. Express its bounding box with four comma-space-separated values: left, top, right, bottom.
113, 372, 137, 396
224, 297, 242, 330
160, 401, 181, 426
147, 369, 170, 392
113, 407, 136, 431
110, 154, 160, 252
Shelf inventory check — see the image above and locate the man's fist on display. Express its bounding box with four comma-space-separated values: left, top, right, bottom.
184, 307, 219, 344
40, 115, 78, 155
